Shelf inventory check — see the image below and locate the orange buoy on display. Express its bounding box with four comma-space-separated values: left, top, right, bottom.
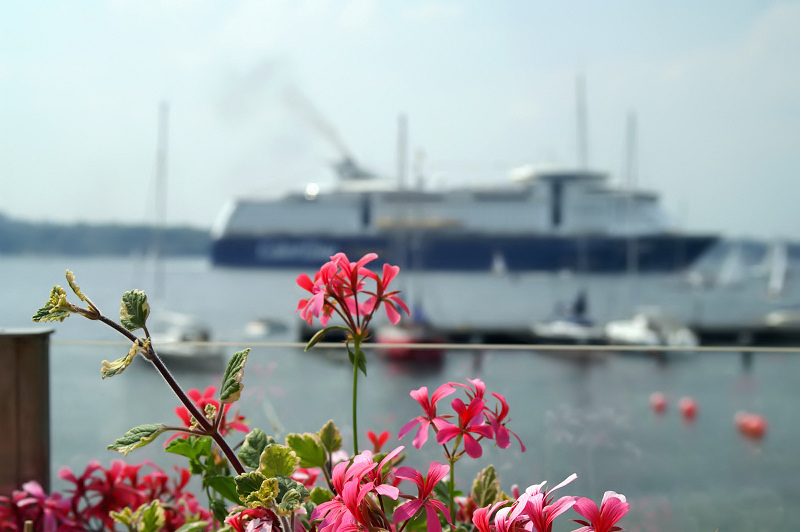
678, 396, 698, 420
735, 411, 768, 439
650, 392, 668, 414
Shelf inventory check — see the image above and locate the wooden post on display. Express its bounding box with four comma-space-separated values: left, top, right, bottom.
0, 329, 53, 496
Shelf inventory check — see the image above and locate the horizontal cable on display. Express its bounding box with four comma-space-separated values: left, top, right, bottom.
51, 340, 800, 354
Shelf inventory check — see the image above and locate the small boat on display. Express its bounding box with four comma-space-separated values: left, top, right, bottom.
374, 321, 445, 363
149, 310, 223, 362
604, 308, 699, 348
531, 291, 605, 344
531, 317, 606, 344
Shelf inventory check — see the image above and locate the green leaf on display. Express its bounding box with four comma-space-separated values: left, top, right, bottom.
205, 475, 240, 504
32, 286, 72, 322
165, 435, 212, 460
347, 344, 367, 377
238, 428, 270, 469
317, 420, 342, 454
209, 498, 230, 525
471, 465, 501, 508
304, 326, 346, 350
120, 289, 150, 331
275, 475, 310, 516
235, 471, 279, 505
139, 500, 166, 532
259, 444, 299, 478
100, 343, 141, 379
107, 423, 167, 456
219, 349, 250, 404
308, 486, 333, 505
109, 507, 136, 526
65, 270, 88, 301
175, 522, 211, 532
286, 433, 326, 468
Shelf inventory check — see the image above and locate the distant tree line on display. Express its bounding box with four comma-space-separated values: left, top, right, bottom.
0, 213, 209, 256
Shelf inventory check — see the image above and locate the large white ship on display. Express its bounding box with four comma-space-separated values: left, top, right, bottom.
210, 161, 717, 275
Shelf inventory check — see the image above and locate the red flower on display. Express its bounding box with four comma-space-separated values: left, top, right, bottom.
168, 385, 249, 442
366, 429, 390, 453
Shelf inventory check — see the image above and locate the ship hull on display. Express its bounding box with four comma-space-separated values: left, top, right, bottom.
211, 232, 719, 273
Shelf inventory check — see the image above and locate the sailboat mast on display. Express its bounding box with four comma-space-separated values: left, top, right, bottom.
154, 101, 169, 299
576, 74, 589, 169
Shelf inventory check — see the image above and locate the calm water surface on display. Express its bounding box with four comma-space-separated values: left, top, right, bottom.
4, 256, 798, 532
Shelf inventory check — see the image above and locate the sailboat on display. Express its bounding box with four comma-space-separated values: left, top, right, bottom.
144, 102, 221, 363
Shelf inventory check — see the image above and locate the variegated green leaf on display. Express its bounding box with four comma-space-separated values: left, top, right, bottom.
175, 522, 211, 532
219, 349, 250, 404
472, 465, 501, 507
238, 428, 271, 469
275, 476, 309, 516
286, 433, 326, 468
65, 270, 88, 301
109, 507, 136, 527
119, 289, 150, 331
32, 286, 72, 322
107, 424, 167, 456
317, 420, 342, 453
259, 444, 299, 478
139, 500, 166, 532
100, 342, 142, 379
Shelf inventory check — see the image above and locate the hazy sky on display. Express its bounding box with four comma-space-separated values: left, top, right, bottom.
2, 1, 799, 239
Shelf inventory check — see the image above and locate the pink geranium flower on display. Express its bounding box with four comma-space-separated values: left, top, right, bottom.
311, 452, 376, 532
518, 474, 578, 532
486, 392, 526, 451
394, 462, 452, 532
398, 383, 455, 448
296, 252, 409, 335
572, 491, 629, 532
435, 396, 494, 458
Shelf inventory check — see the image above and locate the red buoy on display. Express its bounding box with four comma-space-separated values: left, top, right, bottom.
650, 392, 668, 414
678, 396, 698, 420
735, 411, 768, 439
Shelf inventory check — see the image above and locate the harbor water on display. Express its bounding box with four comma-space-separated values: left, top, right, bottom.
3, 256, 799, 531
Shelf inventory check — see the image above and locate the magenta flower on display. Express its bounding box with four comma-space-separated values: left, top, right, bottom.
394, 462, 452, 532
311, 452, 376, 532
398, 383, 455, 448
435, 396, 494, 458
518, 474, 578, 532
362, 262, 410, 324
296, 252, 409, 333
486, 392, 526, 451
225, 507, 279, 532
472, 501, 510, 532
353, 446, 404, 500
572, 491, 629, 532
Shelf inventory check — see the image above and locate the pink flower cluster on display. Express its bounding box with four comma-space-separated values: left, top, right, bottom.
296, 252, 409, 334
399, 378, 525, 458
311, 446, 454, 532
473, 476, 629, 532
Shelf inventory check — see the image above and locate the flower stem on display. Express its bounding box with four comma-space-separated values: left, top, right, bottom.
96, 313, 245, 475
449, 458, 456, 526
351, 338, 361, 455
